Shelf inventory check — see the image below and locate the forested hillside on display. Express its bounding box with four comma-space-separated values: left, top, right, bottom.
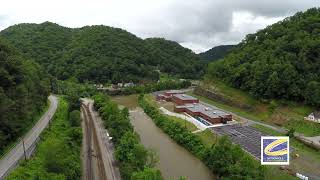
145, 38, 205, 79
198, 45, 235, 61
0, 37, 50, 152
206, 8, 320, 107
1, 22, 204, 83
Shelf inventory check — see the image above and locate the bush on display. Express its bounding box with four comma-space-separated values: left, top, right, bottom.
131, 168, 163, 180
138, 94, 265, 179
92, 93, 162, 180
7, 98, 82, 180
69, 110, 81, 127
107, 80, 191, 96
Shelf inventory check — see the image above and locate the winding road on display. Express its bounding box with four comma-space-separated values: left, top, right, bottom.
0, 95, 58, 179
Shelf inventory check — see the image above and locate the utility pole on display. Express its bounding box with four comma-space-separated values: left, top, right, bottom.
184, 114, 187, 129
22, 138, 27, 160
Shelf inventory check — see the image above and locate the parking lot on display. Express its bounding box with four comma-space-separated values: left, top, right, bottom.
211, 124, 267, 159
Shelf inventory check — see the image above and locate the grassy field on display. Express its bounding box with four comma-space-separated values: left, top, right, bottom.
197, 129, 217, 147
192, 78, 320, 136
252, 124, 283, 136
165, 115, 198, 131
145, 93, 297, 180
252, 124, 320, 177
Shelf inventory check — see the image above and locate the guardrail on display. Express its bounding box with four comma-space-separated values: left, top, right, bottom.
0, 136, 40, 179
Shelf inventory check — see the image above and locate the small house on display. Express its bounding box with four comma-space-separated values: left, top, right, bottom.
304, 111, 320, 123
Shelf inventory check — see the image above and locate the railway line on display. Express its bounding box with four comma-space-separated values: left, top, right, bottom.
81, 103, 107, 180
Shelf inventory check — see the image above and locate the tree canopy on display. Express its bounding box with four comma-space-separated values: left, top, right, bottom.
0, 37, 50, 153
206, 8, 320, 107
1, 22, 205, 83
198, 45, 235, 62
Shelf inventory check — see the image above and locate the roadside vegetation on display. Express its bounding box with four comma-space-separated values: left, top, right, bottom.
0, 100, 49, 159
92, 93, 163, 180
0, 37, 50, 155
138, 94, 270, 179
106, 80, 191, 96
7, 97, 82, 179
191, 78, 320, 136
206, 8, 320, 107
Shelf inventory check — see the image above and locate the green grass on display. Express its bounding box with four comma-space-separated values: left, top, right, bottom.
165, 115, 198, 131
252, 124, 283, 136
7, 97, 82, 179
252, 123, 320, 178
264, 167, 298, 180
159, 73, 178, 81
144, 93, 298, 180
145, 94, 158, 107
191, 78, 318, 136
189, 92, 268, 122
252, 123, 320, 160
196, 129, 217, 147
285, 119, 320, 137
0, 99, 50, 159
145, 94, 198, 131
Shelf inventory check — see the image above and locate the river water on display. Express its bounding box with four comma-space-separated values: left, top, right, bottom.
112, 95, 215, 180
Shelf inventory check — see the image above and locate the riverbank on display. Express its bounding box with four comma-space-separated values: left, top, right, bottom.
193, 79, 320, 136
189, 87, 320, 178
111, 94, 215, 180
93, 93, 163, 180
138, 94, 266, 179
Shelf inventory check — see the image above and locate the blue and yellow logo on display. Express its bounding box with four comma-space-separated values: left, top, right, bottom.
261, 136, 289, 165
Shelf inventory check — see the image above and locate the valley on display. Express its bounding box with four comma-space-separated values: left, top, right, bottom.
0, 5, 320, 180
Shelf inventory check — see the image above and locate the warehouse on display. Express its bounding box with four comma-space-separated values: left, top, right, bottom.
174, 103, 232, 124
172, 94, 199, 105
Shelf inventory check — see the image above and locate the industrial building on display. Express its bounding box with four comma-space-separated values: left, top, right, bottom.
156, 90, 184, 101
174, 103, 232, 124
156, 90, 232, 124
172, 94, 199, 105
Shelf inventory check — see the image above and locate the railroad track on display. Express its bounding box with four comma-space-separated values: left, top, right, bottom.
81, 104, 107, 180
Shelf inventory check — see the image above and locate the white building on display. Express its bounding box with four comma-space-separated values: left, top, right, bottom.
304, 111, 320, 123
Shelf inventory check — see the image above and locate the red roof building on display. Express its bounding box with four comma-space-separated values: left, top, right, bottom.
156, 90, 184, 101
174, 103, 232, 124
172, 94, 199, 105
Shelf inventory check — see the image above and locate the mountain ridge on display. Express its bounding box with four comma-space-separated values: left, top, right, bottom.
1, 22, 205, 83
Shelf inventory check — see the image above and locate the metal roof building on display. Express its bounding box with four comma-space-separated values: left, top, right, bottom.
175, 103, 232, 124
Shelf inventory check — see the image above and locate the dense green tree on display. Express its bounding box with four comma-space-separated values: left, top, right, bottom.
206, 8, 320, 107
92, 93, 162, 180
198, 45, 236, 62
131, 168, 163, 180
0, 37, 50, 153
138, 94, 264, 179
69, 110, 81, 127
1, 22, 205, 83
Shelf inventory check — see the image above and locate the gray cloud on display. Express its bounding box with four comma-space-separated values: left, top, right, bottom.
129, 0, 320, 52
0, 0, 319, 53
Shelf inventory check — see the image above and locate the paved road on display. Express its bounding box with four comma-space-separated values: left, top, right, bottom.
0, 95, 58, 179
200, 100, 320, 148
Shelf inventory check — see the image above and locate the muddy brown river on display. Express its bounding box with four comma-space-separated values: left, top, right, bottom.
112, 95, 215, 180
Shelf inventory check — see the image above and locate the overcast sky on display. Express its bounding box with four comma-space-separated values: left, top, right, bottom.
0, 0, 319, 53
